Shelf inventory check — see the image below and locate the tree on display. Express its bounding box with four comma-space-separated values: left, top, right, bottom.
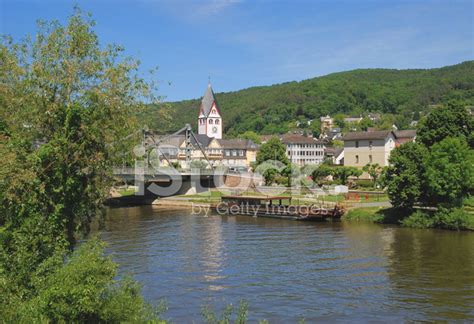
362, 163, 383, 187
384, 142, 428, 209
311, 165, 333, 186
358, 117, 374, 131
424, 137, 473, 207
282, 163, 301, 187
238, 130, 261, 144
190, 159, 209, 170
0, 8, 159, 321
332, 166, 362, 185
310, 119, 321, 138
256, 137, 289, 166
417, 101, 473, 147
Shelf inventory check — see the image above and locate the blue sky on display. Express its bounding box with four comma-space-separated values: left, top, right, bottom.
1, 0, 473, 101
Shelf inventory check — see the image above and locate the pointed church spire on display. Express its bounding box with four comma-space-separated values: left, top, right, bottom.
200, 81, 219, 117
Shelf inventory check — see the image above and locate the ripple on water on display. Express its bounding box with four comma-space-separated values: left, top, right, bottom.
99, 207, 474, 322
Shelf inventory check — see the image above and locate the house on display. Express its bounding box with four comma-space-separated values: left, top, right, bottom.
394, 130, 416, 146
320, 115, 334, 134
218, 139, 258, 169
324, 147, 344, 165
341, 130, 396, 167
280, 134, 325, 166
344, 116, 363, 124
198, 83, 222, 139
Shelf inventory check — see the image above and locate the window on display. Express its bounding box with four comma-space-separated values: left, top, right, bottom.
209, 119, 213, 124
355, 155, 359, 164
369, 141, 373, 149
225, 150, 230, 156
212, 109, 216, 114
355, 141, 359, 148
239, 150, 244, 156
369, 155, 373, 163
215, 119, 220, 125
232, 150, 237, 156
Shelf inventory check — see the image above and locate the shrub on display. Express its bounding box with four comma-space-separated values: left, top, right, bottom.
400, 210, 436, 229
435, 208, 471, 230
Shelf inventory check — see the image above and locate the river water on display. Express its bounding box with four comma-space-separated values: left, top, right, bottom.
101, 206, 474, 322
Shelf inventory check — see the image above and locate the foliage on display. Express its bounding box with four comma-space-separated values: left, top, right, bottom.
282, 163, 301, 186
201, 300, 249, 324
384, 142, 428, 209
332, 166, 362, 185
343, 207, 386, 223
0, 7, 159, 322
417, 101, 473, 147
238, 130, 261, 144
146, 61, 474, 135
400, 208, 473, 230
362, 163, 383, 187
311, 165, 332, 185
399, 210, 437, 229
423, 137, 473, 207
190, 159, 210, 170
310, 119, 321, 138
256, 137, 289, 166
1, 239, 162, 322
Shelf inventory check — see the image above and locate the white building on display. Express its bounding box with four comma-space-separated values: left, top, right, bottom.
281, 134, 325, 166
198, 83, 222, 139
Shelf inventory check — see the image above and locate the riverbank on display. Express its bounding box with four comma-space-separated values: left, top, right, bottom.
343, 206, 474, 231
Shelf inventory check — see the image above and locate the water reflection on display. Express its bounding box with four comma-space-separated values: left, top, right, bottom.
100, 207, 474, 322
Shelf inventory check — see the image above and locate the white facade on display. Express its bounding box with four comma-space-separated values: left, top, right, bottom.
286, 142, 325, 166
198, 84, 222, 139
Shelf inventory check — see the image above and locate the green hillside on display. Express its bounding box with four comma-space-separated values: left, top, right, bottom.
145, 61, 474, 136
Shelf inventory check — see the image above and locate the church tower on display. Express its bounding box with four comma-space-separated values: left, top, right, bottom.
198, 82, 222, 139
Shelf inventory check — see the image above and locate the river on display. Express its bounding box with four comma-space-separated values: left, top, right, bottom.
101, 206, 474, 322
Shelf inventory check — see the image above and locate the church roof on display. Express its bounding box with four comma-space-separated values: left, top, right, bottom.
199, 84, 220, 117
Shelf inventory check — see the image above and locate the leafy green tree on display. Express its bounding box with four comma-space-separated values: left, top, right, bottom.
256, 137, 289, 166
2, 239, 162, 322
332, 166, 362, 185
384, 142, 428, 209
0, 8, 159, 321
282, 163, 301, 187
362, 163, 383, 187
424, 137, 473, 207
190, 159, 209, 170
417, 101, 473, 147
311, 165, 333, 185
238, 130, 261, 144
310, 119, 321, 138
358, 117, 374, 131
334, 114, 346, 129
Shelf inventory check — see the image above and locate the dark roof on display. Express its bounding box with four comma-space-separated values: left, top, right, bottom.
341, 130, 394, 141
218, 139, 258, 149
199, 84, 220, 117
394, 130, 417, 138
191, 133, 214, 148
281, 134, 321, 144
325, 147, 343, 157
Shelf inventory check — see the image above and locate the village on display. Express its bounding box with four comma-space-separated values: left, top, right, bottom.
147, 83, 417, 182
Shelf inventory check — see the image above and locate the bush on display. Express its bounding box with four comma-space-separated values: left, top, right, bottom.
2, 239, 163, 323
401, 208, 472, 230
435, 208, 471, 230
400, 210, 436, 228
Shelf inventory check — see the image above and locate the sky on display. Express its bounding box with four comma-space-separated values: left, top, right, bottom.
1, 0, 473, 101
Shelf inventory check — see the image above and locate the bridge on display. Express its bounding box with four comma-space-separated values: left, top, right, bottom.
107, 124, 260, 206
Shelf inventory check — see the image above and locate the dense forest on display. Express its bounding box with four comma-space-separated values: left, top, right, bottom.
144, 61, 474, 136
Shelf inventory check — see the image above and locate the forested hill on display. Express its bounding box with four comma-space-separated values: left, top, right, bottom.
145, 61, 474, 135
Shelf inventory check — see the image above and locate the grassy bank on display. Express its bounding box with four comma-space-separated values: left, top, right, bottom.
343, 205, 474, 231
